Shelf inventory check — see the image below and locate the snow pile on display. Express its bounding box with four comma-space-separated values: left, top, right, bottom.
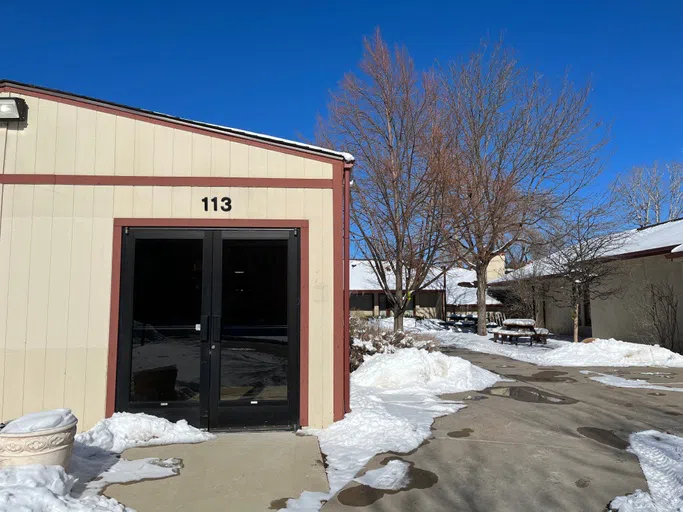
352, 347, 498, 394
581, 371, 683, 393
438, 331, 683, 368
72, 413, 214, 498
75, 412, 214, 453
354, 460, 411, 490
1, 409, 77, 434
0, 412, 215, 511
542, 339, 683, 367
610, 430, 683, 512
0, 465, 75, 497
0, 465, 128, 511
283, 348, 501, 511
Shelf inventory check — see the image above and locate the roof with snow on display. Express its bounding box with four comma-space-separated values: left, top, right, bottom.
349, 260, 501, 306
0, 79, 354, 164
491, 217, 683, 285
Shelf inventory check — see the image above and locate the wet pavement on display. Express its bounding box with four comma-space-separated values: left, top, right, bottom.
104, 432, 328, 512
323, 346, 683, 512
336, 457, 439, 507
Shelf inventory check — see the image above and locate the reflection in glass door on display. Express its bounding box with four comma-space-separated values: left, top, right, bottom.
116, 230, 210, 427
210, 230, 299, 429
219, 240, 288, 402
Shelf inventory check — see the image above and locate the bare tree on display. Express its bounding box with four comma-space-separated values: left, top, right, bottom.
545, 204, 626, 342
439, 41, 608, 335
636, 281, 681, 354
319, 30, 449, 332
611, 161, 683, 228
496, 260, 551, 322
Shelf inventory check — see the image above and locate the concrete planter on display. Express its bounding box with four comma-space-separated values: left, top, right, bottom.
0, 420, 78, 469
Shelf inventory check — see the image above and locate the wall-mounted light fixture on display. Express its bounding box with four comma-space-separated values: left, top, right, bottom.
0, 98, 28, 122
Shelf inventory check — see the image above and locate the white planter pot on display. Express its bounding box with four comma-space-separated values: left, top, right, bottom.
0, 421, 77, 469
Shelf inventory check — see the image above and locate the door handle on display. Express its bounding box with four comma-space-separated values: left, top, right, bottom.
200, 315, 209, 342
211, 315, 222, 343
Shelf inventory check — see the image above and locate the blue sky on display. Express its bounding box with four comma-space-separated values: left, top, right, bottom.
3, 1, 682, 191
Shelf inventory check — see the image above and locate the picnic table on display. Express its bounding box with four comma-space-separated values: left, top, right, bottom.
492, 319, 549, 346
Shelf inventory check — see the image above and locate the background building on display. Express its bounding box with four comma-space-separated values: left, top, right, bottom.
349, 256, 505, 319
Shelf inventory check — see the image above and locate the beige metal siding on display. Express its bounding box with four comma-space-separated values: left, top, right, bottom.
591, 255, 683, 343
2, 93, 334, 179
0, 94, 339, 430
0, 184, 335, 430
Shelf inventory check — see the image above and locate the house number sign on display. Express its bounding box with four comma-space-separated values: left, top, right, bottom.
202, 196, 232, 212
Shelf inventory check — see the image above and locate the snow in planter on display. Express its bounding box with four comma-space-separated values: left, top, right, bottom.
1, 409, 77, 434
282, 348, 502, 511
0, 411, 215, 511
581, 371, 683, 393
437, 331, 683, 368
610, 430, 683, 512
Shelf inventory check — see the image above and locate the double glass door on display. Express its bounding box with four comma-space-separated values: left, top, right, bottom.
115, 228, 300, 430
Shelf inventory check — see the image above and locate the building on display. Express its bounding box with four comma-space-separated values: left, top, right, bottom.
490, 219, 683, 342
0, 80, 352, 431
349, 257, 504, 319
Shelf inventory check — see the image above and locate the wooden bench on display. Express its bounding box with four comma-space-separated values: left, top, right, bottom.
493, 329, 536, 345
492, 321, 550, 346
532, 328, 549, 345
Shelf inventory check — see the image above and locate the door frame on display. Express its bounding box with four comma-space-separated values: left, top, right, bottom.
106, 219, 310, 428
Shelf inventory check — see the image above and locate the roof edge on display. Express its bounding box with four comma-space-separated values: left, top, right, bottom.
0, 79, 354, 164
490, 245, 678, 286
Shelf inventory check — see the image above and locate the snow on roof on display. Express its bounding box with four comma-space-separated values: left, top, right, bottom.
349, 260, 501, 306
601, 217, 683, 257
190, 120, 355, 163
491, 217, 683, 285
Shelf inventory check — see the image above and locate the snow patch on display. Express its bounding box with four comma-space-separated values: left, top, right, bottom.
371, 317, 447, 333
438, 331, 683, 368
0, 412, 215, 511
610, 430, 683, 511
283, 348, 502, 511
1, 409, 77, 434
354, 460, 411, 490
75, 412, 215, 453
581, 371, 683, 393
0, 465, 131, 511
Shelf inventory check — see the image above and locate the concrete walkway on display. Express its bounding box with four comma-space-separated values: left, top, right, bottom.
103, 348, 683, 512
104, 432, 328, 512
323, 347, 683, 512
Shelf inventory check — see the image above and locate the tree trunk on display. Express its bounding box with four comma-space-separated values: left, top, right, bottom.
394, 265, 404, 333
476, 266, 488, 336
394, 304, 404, 332
573, 301, 579, 343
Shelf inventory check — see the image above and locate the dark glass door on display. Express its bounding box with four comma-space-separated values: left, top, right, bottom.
116, 228, 299, 430
209, 231, 299, 429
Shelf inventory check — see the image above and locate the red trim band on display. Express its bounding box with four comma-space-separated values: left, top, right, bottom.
332, 161, 345, 421
0, 174, 333, 189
